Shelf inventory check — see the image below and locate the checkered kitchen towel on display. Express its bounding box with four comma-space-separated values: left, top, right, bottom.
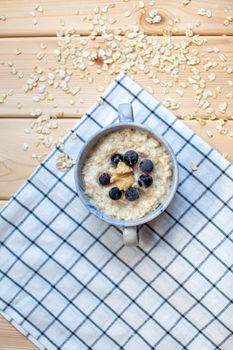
0, 73, 233, 350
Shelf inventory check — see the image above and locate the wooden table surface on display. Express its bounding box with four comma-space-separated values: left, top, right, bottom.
0, 0, 233, 349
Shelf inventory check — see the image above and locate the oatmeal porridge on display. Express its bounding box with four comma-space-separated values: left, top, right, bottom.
82, 128, 172, 220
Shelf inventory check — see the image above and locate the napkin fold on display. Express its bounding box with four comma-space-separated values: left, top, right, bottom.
0, 73, 233, 350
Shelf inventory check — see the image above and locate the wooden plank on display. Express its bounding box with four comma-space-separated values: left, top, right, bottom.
0, 37, 233, 119
0, 0, 233, 37
0, 118, 74, 199
0, 315, 37, 350
0, 118, 232, 200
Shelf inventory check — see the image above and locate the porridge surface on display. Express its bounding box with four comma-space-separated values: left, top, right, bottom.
82, 128, 172, 220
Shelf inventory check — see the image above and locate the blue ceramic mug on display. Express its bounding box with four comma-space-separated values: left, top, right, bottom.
74, 103, 179, 246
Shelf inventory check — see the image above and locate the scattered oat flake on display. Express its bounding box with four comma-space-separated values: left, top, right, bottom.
163, 97, 179, 110
31, 109, 42, 117
37, 5, 43, 13
7, 89, 14, 96
37, 52, 45, 60
97, 85, 104, 92
2, 5, 232, 162
0, 94, 6, 103
208, 73, 216, 81
97, 98, 104, 105
219, 102, 228, 114
197, 8, 206, 16
56, 152, 75, 171
38, 84, 46, 94
222, 153, 228, 159
22, 143, 29, 151
197, 118, 206, 126
71, 87, 80, 96
40, 42, 47, 49
16, 48, 22, 55
190, 161, 198, 171
145, 9, 161, 24
197, 8, 211, 17
33, 96, 40, 102
186, 28, 194, 37
202, 100, 210, 110
176, 88, 184, 97
180, 82, 187, 88
207, 130, 213, 138
219, 53, 226, 62
224, 16, 233, 26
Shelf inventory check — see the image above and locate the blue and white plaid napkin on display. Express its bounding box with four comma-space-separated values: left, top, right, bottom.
0, 73, 233, 350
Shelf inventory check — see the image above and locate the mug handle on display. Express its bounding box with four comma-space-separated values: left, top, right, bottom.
118, 103, 134, 122
123, 227, 139, 246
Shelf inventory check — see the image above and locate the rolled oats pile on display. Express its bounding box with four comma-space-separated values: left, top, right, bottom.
2, 1, 231, 168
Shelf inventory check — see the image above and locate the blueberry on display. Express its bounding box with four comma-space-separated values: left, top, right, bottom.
140, 159, 154, 173
99, 173, 111, 186
124, 150, 138, 166
125, 187, 140, 201
138, 174, 153, 188
111, 153, 123, 166
109, 187, 122, 200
